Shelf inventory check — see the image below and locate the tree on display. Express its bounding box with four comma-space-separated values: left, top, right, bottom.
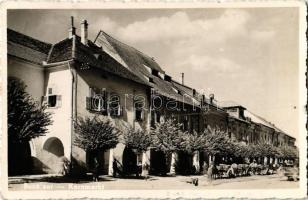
278, 145, 298, 159
234, 142, 250, 159
122, 127, 152, 176
8, 77, 52, 143
204, 127, 234, 158
8, 77, 52, 175
150, 118, 186, 154
123, 127, 152, 153
182, 131, 208, 174
183, 131, 207, 154
74, 116, 120, 152
150, 118, 187, 174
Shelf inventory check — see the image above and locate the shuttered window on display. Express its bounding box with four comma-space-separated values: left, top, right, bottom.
42, 87, 62, 108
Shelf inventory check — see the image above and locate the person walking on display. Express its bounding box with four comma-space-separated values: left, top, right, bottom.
93, 157, 100, 182
112, 159, 118, 178
207, 163, 214, 183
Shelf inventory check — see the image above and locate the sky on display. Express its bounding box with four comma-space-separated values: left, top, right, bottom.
7, 8, 300, 140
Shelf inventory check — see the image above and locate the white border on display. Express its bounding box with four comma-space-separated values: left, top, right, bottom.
0, 1, 307, 199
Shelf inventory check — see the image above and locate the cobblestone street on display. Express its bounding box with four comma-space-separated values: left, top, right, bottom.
8, 174, 299, 190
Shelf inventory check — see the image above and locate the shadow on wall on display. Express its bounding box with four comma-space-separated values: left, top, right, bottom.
31, 157, 49, 174
8, 141, 32, 176
40, 137, 65, 174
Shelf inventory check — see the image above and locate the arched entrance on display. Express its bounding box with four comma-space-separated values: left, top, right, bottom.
177, 151, 193, 175
43, 137, 64, 157
150, 149, 168, 175
122, 147, 137, 175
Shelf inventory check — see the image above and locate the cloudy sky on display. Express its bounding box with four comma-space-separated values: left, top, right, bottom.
8, 8, 300, 140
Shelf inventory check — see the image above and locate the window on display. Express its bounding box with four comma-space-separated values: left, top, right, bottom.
135, 101, 144, 121
183, 119, 189, 131
109, 94, 122, 117
48, 95, 57, 107
152, 69, 159, 77
42, 88, 61, 108
86, 87, 107, 114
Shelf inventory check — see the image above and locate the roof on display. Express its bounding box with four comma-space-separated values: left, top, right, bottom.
94, 31, 164, 73
244, 110, 295, 139
7, 29, 52, 64
220, 101, 246, 109
44, 35, 148, 86
47, 38, 73, 63
94, 30, 201, 106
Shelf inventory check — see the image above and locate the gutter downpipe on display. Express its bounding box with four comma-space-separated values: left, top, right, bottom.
68, 35, 77, 175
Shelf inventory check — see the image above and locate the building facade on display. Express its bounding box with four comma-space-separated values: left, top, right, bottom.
7, 18, 296, 176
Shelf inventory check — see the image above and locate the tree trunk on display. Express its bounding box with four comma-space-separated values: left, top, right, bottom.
192, 151, 200, 174
269, 157, 273, 164
108, 149, 114, 176
141, 150, 150, 177
264, 156, 268, 165
274, 157, 278, 165
169, 152, 177, 174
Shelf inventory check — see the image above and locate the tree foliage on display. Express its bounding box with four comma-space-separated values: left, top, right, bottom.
233, 142, 250, 158
74, 116, 120, 151
182, 131, 208, 154
123, 127, 152, 153
150, 118, 186, 154
8, 77, 52, 143
204, 127, 235, 156
254, 142, 279, 157
278, 145, 298, 159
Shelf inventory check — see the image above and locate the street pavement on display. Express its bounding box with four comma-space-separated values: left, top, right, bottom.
8, 173, 299, 190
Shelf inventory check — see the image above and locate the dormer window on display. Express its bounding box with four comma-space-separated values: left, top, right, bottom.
192, 89, 196, 97
149, 77, 154, 83
152, 69, 159, 77
164, 74, 172, 82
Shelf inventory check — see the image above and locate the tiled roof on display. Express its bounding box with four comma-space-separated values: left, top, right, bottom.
220, 101, 246, 109
94, 31, 202, 106
244, 110, 294, 139
47, 38, 73, 63
7, 29, 52, 64
95, 31, 164, 73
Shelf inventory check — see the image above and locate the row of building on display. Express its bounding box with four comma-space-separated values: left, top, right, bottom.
7, 18, 296, 176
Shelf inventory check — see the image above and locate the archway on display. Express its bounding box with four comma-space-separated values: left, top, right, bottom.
43, 137, 64, 157
177, 151, 193, 175
122, 147, 137, 175
150, 149, 168, 175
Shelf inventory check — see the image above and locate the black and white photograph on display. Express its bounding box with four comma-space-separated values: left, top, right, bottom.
1, 2, 307, 199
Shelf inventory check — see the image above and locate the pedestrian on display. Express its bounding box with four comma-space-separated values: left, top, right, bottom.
112, 159, 118, 178
142, 162, 150, 181
58, 156, 70, 176
136, 161, 142, 178
207, 163, 213, 183
93, 157, 99, 182
203, 162, 208, 175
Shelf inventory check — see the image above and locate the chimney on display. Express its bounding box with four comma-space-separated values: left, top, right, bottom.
192, 89, 196, 97
181, 73, 184, 85
201, 94, 205, 105
68, 16, 76, 39
81, 19, 88, 45
209, 94, 214, 104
